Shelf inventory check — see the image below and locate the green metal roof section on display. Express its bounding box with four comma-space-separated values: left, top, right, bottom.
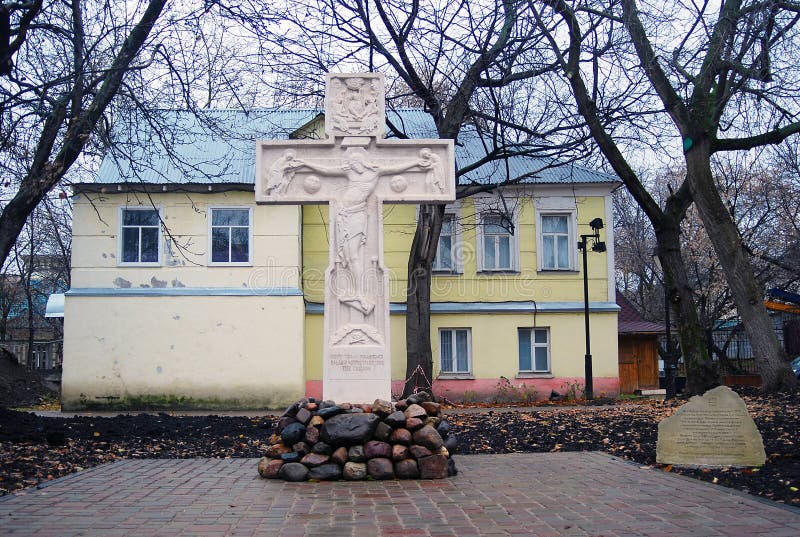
94, 108, 618, 186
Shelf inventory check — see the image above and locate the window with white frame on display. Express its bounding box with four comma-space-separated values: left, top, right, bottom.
518, 327, 551, 372
210, 208, 251, 264
120, 208, 160, 263
32, 345, 49, 370
540, 215, 571, 270
480, 214, 514, 271
433, 214, 456, 271
439, 328, 471, 374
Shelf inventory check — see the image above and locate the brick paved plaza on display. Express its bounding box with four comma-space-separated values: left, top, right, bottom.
1, 452, 798, 536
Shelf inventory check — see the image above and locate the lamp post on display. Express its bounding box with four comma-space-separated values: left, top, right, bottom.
652, 252, 679, 398
578, 217, 606, 400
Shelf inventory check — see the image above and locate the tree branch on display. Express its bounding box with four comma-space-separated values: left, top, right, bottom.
712, 122, 800, 152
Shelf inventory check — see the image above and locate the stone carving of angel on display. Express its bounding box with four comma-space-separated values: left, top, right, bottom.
419, 148, 445, 193
264, 149, 301, 195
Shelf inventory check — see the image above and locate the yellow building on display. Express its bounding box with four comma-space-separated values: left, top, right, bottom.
61, 109, 620, 409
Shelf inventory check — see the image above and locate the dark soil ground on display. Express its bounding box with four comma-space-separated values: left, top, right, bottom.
1, 387, 798, 507
0, 349, 56, 408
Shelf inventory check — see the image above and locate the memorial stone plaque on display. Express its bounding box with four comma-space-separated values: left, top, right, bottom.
656, 385, 766, 467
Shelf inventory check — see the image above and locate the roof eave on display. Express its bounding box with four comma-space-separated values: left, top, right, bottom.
73, 182, 255, 194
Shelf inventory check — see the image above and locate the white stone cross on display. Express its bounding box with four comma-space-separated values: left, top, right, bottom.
256, 73, 455, 403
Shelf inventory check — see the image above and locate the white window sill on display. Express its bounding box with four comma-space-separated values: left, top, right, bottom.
477, 269, 519, 275
516, 372, 554, 379
433, 270, 463, 277
208, 262, 254, 267
537, 269, 579, 274
437, 373, 474, 380
117, 262, 161, 267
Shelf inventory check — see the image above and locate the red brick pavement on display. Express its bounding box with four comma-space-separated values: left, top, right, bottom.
1, 452, 798, 536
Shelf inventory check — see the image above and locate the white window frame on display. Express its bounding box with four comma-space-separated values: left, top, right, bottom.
207, 206, 254, 266
118, 206, 162, 266
476, 211, 519, 272
438, 327, 472, 376
538, 214, 575, 271
535, 198, 578, 272
433, 204, 463, 274
518, 327, 551, 374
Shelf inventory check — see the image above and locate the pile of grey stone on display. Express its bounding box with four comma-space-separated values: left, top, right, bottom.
258, 392, 458, 481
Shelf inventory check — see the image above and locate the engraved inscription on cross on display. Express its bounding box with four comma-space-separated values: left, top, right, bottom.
256, 73, 455, 403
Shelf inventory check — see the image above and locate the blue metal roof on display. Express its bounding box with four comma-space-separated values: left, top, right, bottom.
94, 108, 618, 186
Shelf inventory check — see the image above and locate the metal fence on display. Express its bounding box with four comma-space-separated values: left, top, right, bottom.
659, 324, 787, 378
0, 340, 63, 370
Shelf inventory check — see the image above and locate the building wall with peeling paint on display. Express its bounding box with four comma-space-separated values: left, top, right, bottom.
69, 191, 301, 289
63, 185, 621, 408
62, 192, 306, 409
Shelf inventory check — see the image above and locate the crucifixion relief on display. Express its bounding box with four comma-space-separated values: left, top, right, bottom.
256, 73, 454, 403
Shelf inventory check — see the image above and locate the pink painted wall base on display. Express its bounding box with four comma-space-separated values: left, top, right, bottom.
305, 376, 619, 403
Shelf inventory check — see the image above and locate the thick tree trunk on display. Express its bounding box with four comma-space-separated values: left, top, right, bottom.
685, 141, 796, 392
655, 223, 720, 394
403, 204, 443, 399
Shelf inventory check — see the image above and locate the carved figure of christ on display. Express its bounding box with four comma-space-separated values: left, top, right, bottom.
292, 146, 430, 319
256, 73, 454, 403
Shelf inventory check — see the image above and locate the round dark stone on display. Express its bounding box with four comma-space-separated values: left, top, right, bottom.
292, 442, 310, 456
414, 391, 433, 403
295, 408, 312, 425
395, 459, 420, 479
384, 411, 407, 428
412, 425, 444, 451
277, 416, 297, 432
321, 413, 380, 446
312, 442, 333, 455
364, 440, 392, 459
331, 446, 348, 466
278, 462, 309, 482
409, 445, 433, 459
281, 402, 300, 418
309, 463, 342, 481
406, 391, 432, 406
317, 405, 344, 420
389, 428, 412, 446
320, 400, 337, 409
367, 458, 394, 480
444, 434, 459, 454
348, 445, 366, 462
447, 457, 458, 476
436, 420, 450, 439
301, 453, 330, 467
373, 422, 392, 442
304, 426, 320, 445
343, 462, 367, 480
280, 452, 301, 463
280, 422, 306, 446
418, 454, 448, 479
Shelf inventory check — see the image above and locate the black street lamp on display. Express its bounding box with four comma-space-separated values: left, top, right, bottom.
578, 217, 606, 400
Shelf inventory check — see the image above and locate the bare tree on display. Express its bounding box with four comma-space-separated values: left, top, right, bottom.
538, 0, 799, 392
0, 192, 70, 367
617, 156, 800, 369
0, 0, 169, 270
225, 0, 592, 397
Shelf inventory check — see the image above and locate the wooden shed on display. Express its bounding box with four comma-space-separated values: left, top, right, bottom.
616, 294, 665, 394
